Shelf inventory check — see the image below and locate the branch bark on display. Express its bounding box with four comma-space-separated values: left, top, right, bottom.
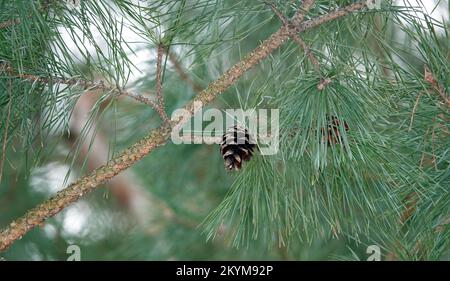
155, 44, 169, 122
0, 80, 13, 183
167, 51, 203, 93
265, 0, 329, 89
0, 2, 368, 252
265, 1, 317, 59
0, 18, 20, 30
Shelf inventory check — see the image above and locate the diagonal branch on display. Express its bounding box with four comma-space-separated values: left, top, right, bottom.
289, 34, 320, 72
296, 2, 367, 33
0, 0, 57, 30
264, 1, 289, 25
0, 64, 169, 122
0, 18, 20, 29
120, 91, 168, 120
0, 1, 368, 252
291, 0, 315, 26
424, 66, 450, 107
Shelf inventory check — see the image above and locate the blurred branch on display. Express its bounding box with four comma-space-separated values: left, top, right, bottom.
174, 135, 222, 144
0, 1, 369, 252
0, 63, 169, 121
265, 1, 318, 67
69, 92, 193, 230
155, 44, 169, 122
0, 80, 12, 183
0, 19, 20, 29
291, 0, 315, 26
121, 91, 167, 120
403, 66, 450, 218
424, 66, 449, 107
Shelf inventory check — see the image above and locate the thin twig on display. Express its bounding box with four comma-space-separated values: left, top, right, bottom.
408, 92, 423, 132
424, 66, 449, 107
121, 91, 168, 121
155, 43, 169, 123
265, 1, 320, 69
1, 66, 109, 90
290, 34, 321, 72
264, 1, 289, 25
120, 91, 159, 109
173, 135, 222, 144
265, 0, 325, 88
0, 1, 369, 252
0, 0, 55, 30
0, 80, 13, 183
0, 65, 170, 122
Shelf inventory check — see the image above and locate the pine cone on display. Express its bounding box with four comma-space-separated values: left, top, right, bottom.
220, 125, 256, 171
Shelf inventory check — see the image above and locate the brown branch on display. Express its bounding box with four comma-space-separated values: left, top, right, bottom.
69, 92, 195, 231
265, 1, 327, 89
0, 65, 170, 122
0, 1, 369, 252
264, 1, 289, 25
120, 91, 168, 121
0, 18, 20, 30
296, 2, 367, 33
291, 0, 315, 26
0, 0, 56, 30
265, 1, 319, 67
317, 77, 332, 90
167, 51, 203, 93
424, 66, 450, 107
289, 34, 321, 72
408, 92, 423, 132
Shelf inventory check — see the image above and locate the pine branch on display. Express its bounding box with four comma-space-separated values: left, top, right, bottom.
155, 43, 169, 122
0, 0, 55, 30
120, 91, 166, 118
167, 51, 203, 94
69, 92, 195, 231
0, 1, 368, 252
0, 18, 20, 29
265, 1, 318, 66
296, 2, 367, 32
265, 0, 329, 89
291, 0, 315, 26
424, 66, 450, 107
